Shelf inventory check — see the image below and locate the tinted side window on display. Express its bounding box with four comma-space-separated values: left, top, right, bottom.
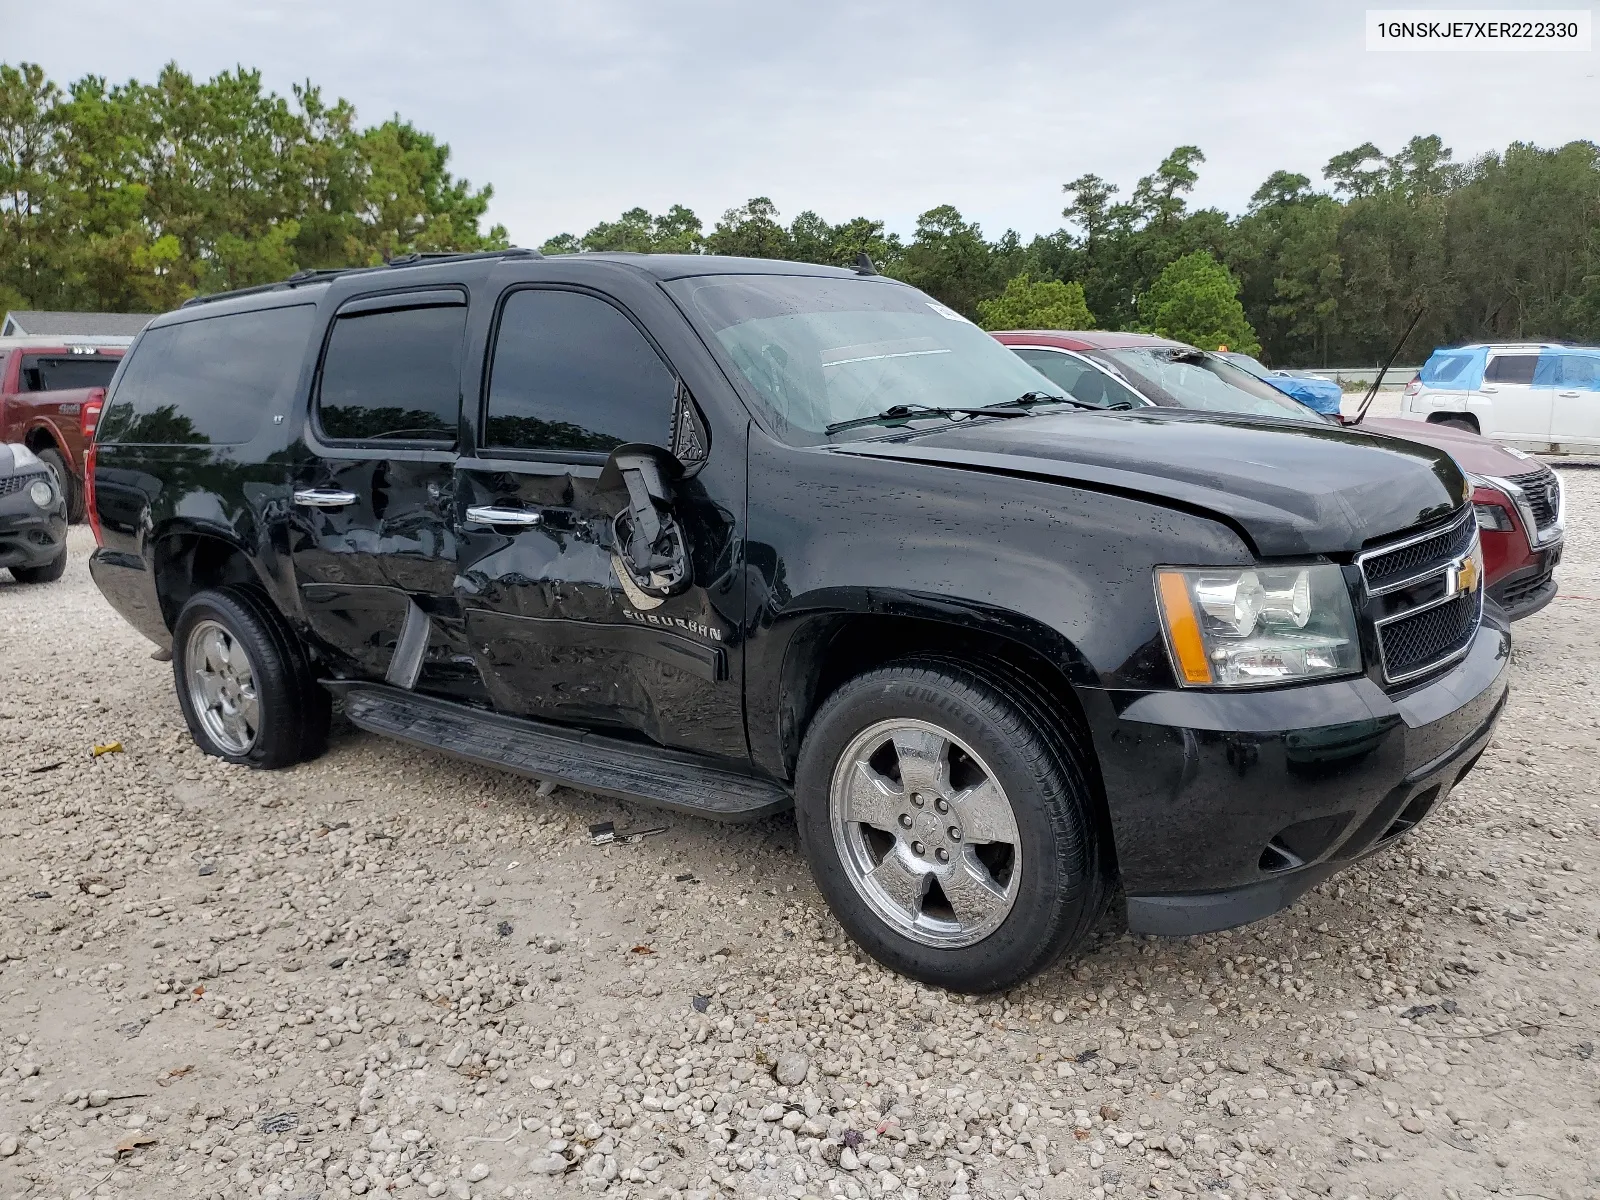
1484, 354, 1537, 385
97, 306, 314, 445
1012, 348, 1143, 409
318, 303, 466, 442
485, 289, 674, 453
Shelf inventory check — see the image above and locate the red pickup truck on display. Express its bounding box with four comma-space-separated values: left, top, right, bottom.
0, 339, 125, 522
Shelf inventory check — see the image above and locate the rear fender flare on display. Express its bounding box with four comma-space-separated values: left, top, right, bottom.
149, 519, 293, 631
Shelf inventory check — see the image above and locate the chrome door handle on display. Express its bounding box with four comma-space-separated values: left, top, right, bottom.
293, 488, 359, 508
466, 506, 543, 527
1558, 389, 1581, 397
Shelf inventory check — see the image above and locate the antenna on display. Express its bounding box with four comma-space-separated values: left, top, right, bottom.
1349, 308, 1424, 426
854, 252, 878, 276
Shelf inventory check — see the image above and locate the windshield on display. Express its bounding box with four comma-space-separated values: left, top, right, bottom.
1085, 347, 1323, 423
1010, 347, 1148, 409
1221, 352, 1272, 381
665, 274, 1069, 440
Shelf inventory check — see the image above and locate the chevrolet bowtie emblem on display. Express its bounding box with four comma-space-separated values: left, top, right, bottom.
1448, 554, 1481, 596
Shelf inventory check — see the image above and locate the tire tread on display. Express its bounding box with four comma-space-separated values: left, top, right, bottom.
173, 585, 329, 769
797, 656, 1109, 992
10, 551, 67, 584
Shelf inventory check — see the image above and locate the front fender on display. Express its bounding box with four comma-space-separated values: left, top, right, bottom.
742, 433, 1252, 775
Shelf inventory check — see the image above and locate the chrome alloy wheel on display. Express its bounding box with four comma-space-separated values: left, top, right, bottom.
185, 619, 261, 755
828, 719, 1022, 948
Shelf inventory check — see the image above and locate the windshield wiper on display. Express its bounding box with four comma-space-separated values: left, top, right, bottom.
980, 391, 1121, 412
824, 402, 1033, 435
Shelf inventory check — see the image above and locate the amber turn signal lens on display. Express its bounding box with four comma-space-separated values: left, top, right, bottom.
1156, 570, 1213, 685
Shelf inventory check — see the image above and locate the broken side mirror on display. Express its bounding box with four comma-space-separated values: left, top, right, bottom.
598, 443, 691, 603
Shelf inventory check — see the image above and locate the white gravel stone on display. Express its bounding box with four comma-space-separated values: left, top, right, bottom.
1, 487, 1597, 1200
775, 1051, 810, 1085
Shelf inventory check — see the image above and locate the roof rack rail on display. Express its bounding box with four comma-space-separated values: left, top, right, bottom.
178, 280, 295, 307
180, 246, 543, 308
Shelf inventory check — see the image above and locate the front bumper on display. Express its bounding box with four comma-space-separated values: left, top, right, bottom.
1090, 614, 1510, 936
0, 491, 68, 570
1487, 541, 1561, 620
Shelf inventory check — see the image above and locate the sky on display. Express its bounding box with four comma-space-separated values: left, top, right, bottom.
7, 0, 1598, 246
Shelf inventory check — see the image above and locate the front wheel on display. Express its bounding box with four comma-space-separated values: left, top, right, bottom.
36, 447, 83, 523
10, 551, 67, 584
795, 659, 1108, 993
172, 587, 331, 769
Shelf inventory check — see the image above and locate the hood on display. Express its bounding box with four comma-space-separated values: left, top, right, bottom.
830, 408, 1467, 557
1357, 417, 1538, 477
0, 443, 26, 477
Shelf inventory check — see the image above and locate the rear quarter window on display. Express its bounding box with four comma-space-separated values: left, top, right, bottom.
97, 306, 314, 445
1419, 350, 1479, 387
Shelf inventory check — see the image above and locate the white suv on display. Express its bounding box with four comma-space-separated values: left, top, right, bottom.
1399, 342, 1600, 451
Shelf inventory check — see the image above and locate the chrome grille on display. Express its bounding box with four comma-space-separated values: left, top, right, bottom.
1358, 508, 1484, 685
1505, 467, 1560, 532
0, 471, 47, 498
1377, 591, 1482, 679
1360, 508, 1475, 594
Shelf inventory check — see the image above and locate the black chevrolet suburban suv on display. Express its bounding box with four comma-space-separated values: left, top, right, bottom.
87, 249, 1509, 992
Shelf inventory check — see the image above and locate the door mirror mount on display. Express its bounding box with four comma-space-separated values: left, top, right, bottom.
599, 443, 691, 601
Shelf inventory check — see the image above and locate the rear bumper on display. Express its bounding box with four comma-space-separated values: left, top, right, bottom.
1090, 613, 1510, 936
88, 547, 171, 647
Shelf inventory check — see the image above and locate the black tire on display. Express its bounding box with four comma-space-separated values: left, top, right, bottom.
36, 447, 84, 524
795, 657, 1108, 993
1432, 416, 1478, 435
172, 586, 331, 769
10, 550, 67, 584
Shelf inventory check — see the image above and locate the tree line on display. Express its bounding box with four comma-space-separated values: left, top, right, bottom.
541, 137, 1600, 366
4, 61, 1596, 366
0, 62, 504, 314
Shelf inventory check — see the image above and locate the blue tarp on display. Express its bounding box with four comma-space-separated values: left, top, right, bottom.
1420, 344, 1600, 391
1265, 374, 1343, 415
1534, 347, 1600, 389
1419, 347, 1487, 389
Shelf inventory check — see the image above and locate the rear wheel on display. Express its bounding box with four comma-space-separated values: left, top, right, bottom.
172, 587, 330, 768
795, 658, 1108, 993
36, 447, 83, 523
10, 550, 67, 584
1432, 415, 1478, 434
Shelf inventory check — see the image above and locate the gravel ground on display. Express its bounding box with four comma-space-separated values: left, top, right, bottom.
1, 466, 1597, 1200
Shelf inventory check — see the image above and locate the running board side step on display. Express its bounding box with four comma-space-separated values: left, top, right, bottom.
321, 682, 792, 822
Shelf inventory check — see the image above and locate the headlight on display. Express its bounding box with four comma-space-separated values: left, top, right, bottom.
1472, 501, 1514, 532
28, 479, 54, 508
1471, 471, 1561, 546
1155, 564, 1362, 687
